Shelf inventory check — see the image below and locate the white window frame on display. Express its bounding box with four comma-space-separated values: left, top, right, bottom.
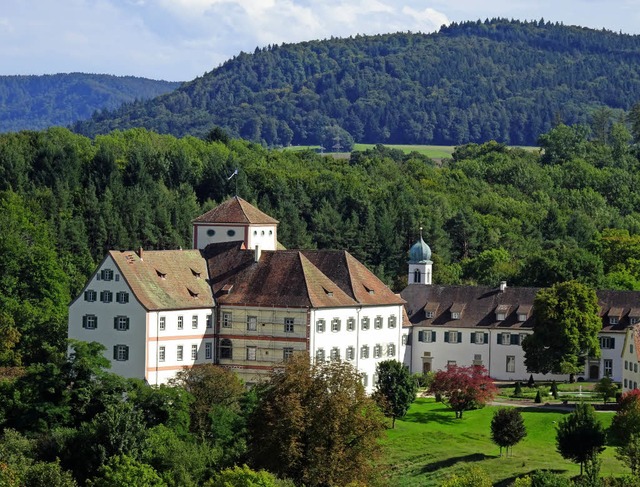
191, 344, 198, 360
316, 319, 326, 333
474, 333, 484, 344
159, 316, 166, 331
388, 315, 397, 328
246, 346, 257, 361
158, 346, 165, 362
604, 359, 613, 377
283, 347, 294, 360
361, 317, 370, 330
84, 314, 98, 329
346, 346, 355, 361
247, 316, 257, 331
114, 316, 129, 331
374, 316, 383, 329
331, 318, 341, 332
448, 331, 459, 344
84, 290, 97, 302
506, 355, 516, 373
222, 313, 232, 328
192, 315, 198, 329
501, 332, 511, 345
361, 345, 369, 359
100, 290, 113, 303
205, 342, 212, 360
347, 317, 356, 331
206, 314, 212, 329
517, 313, 528, 322
177, 345, 184, 361
451, 312, 461, 320
373, 344, 382, 358
330, 347, 340, 361
316, 348, 325, 362
177, 316, 184, 330
116, 291, 129, 304
114, 344, 128, 361
387, 343, 396, 357
284, 317, 295, 333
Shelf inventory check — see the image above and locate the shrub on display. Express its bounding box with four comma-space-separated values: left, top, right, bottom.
550, 381, 559, 399
527, 375, 535, 388
534, 390, 542, 403
514, 382, 523, 398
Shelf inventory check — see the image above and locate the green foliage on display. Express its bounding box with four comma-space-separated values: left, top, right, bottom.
535, 390, 542, 403
523, 281, 601, 378
609, 390, 640, 446
442, 465, 492, 487
205, 464, 293, 487
490, 408, 527, 456
74, 21, 640, 148
526, 470, 573, 487
556, 403, 606, 475
248, 354, 385, 487
551, 381, 559, 399
514, 381, 523, 397
88, 455, 166, 487
616, 433, 640, 476
373, 359, 418, 428
593, 377, 618, 404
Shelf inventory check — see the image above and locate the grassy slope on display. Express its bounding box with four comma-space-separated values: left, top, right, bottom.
380, 398, 622, 487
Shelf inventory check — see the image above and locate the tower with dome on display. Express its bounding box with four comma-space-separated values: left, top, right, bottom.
408, 229, 432, 285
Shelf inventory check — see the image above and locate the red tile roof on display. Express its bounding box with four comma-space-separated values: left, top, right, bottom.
204, 243, 403, 309
109, 250, 214, 310
193, 196, 278, 224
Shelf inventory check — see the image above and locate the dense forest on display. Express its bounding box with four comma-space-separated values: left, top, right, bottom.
73, 19, 640, 147
4, 109, 640, 367
0, 74, 181, 133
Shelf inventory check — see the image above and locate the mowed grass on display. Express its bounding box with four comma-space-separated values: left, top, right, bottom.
379, 398, 623, 487
352, 144, 456, 159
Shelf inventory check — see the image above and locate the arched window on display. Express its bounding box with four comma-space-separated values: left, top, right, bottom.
414, 269, 421, 284
220, 339, 232, 359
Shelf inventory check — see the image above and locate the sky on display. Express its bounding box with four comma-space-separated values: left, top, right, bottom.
1, 0, 640, 82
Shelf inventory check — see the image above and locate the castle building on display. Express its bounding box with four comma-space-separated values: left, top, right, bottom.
68, 197, 408, 392
401, 235, 640, 383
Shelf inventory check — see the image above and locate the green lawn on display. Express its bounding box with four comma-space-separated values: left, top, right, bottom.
352, 144, 457, 159
380, 398, 623, 487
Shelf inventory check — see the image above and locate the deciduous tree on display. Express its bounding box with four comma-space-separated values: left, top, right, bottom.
556, 402, 606, 476
373, 360, 418, 428
248, 354, 385, 487
429, 365, 497, 418
491, 408, 527, 457
522, 281, 601, 382
609, 390, 640, 446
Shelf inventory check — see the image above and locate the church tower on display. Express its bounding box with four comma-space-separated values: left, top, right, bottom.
408, 229, 432, 285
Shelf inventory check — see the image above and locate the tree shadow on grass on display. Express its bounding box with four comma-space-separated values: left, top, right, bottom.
403, 407, 458, 425
495, 469, 568, 487
420, 453, 497, 473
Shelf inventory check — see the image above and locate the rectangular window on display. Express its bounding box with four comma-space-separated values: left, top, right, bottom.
496, 313, 506, 321
506, 355, 516, 373
330, 347, 340, 361
346, 346, 355, 360
387, 343, 396, 357
177, 316, 184, 330
473, 332, 485, 344
425, 311, 434, 319
246, 346, 257, 361
101, 269, 114, 281
388, 315, 397, 328
331, 318, 341, 332
451, 312, 461, 320
446, 331, 459, 344
610, 317, 619, 325
100, 290, 113, 303
316, 348, 325, 362
447, 360, 457, 368
84, 290, 97, 302
114, 316, 129, 331
499, 332, 510, 345
159, 316, 166, 331
374, 316, 383, 329
283, 347, 294, 361
361, 317, 370, 330
362, 373, 368, 387
604, 359, 613, 377
191, 344, 198, 360
402, 334, 408, 345
373, 344, 382, 358
115, 274, 120, 282
192, 315, 198, 329
361, 345, 369, 359
113, 345, 129, 361
177, 345, 183, 361
158, 346, 165, 362
116, 291, 129, 304
206, 314, 212, 328
284, 317, 295, 333
631, 317, 640, 325
347, 317, 356, 331
205, 342, 212, 360
222, 313, 232, 328
599, 336, 615, 349
517, 313, 528, 322
83, 314, 98, 330
419, 330, 435, 343
316, 319, 325, 333
247, 316, 257, 331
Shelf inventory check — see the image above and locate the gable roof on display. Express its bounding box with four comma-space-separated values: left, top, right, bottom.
193, 196, 278, 225
203, 243, 403, 309
109, 249, 214, 311
402, 284, 640, 331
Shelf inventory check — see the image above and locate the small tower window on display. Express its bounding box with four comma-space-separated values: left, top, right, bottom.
414, 270, 421, 284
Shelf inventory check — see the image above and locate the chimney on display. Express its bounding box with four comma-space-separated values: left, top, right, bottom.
254, 245, 261, 263
138, 247, 144, 261
499, 281, 507, 292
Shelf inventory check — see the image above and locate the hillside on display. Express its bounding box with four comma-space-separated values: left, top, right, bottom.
73, 19, 640, 146
0, 73, 181, 132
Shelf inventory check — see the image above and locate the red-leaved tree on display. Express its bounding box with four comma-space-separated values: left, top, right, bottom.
609, 389, 640, 446
429, 365, 497, 418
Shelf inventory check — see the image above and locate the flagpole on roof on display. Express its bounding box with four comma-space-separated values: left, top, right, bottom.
227, 168, 239, 196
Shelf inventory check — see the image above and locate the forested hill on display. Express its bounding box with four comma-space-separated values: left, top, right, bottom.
0, 73, 181, 133
74, 19, 640, 147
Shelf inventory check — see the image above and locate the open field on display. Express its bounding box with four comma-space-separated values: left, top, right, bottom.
380, 397, 623, 487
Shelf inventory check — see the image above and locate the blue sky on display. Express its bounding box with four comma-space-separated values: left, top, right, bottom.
1, 0, 640, 82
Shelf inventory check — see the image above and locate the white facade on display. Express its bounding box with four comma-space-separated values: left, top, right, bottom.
310, 304, 406, 394
621, 326, 640, 391
193, 223, 278, 251
69, 255, 215, 385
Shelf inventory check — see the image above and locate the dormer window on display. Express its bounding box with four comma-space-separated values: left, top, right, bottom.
191, 268, 201, 278
610, 317, 619, 325
425, 311, 434, 319
631, 317, 640, 325
364, 284, 375, 295
515, 305, 532, 322
450, 303, 465, 320
451, 312, 461, 320
609, 307, 623, 326
495, 305, 510, 321
156, 269, 166, 279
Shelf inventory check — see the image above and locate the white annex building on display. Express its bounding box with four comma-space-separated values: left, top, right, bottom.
401, 234, 640, 385
69, 197, 408, 392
